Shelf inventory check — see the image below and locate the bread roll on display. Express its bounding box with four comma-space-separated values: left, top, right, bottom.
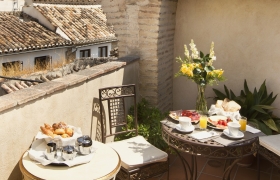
215, 100, 223, 108
61, 134, 70, 138
65, 128, 73, 137
222, 100, 241, 112
54, 128, 65, 135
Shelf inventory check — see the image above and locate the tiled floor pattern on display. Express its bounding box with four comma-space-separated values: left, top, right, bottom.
147, 153, 280, 180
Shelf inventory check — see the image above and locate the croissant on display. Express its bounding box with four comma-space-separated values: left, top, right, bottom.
40, 126, 54, 137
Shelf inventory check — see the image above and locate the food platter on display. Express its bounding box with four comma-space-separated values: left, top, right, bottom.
169, 110, 200, 124
207, 115, 231, 130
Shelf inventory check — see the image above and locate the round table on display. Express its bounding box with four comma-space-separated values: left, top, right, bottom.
162, 119, 259, 180
19, 141, 121, 180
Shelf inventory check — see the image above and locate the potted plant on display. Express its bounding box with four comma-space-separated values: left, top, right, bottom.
213, 79, 280, 135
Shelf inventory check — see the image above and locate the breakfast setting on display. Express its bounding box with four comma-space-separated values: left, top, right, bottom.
28, 121, 97, 167
164, 98, 261, 145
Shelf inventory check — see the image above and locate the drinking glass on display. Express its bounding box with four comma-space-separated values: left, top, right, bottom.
239, 116, 247, 132
199, 115, 208, 130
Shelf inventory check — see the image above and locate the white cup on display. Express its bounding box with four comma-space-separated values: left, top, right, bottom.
227, 122, 241, 137
179, 117, 192, 130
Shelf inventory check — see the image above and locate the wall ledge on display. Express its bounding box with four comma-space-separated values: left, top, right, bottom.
0, 56, 140, 112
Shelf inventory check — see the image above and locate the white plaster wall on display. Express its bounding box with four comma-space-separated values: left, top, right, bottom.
173, 0, 280, 117
76, 42, 112, 58
0, 0, 24, 11
0, 48, 67, 74
0, 61, 139, 179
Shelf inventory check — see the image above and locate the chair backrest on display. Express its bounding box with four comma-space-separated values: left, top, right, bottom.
99, 84, 138, 143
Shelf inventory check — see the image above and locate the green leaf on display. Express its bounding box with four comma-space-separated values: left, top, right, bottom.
205, 66, 214, 72
251, 106, 267, 114
212, 88, 227, 100
200, 51, 204, 58
262, 118, 278, 132
244, 79, 250, 95
224, 85, 230, 98
193, 68, 201, 75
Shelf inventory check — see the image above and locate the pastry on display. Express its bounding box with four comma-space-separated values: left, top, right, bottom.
65, 128, 73, 137
54, 128, 65, 135
40, 126, 54, 137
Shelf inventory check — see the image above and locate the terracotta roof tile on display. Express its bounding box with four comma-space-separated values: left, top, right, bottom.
34, 4, 117, 44
0, 12, 72, 54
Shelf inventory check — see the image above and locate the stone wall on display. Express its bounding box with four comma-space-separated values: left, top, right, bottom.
101, 0, 178, 112
0, 56, 139, 180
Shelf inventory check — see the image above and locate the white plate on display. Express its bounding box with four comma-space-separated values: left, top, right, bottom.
223, 129, 244, 139
175, 124, 195, 133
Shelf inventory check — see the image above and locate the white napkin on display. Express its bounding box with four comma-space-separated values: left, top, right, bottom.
35, 125, 83, 146
28, 139, 97, 167
246, 125, 261, 134
208, 105, 241, 122
160, 120, 177, 129
189, 131, 214, 140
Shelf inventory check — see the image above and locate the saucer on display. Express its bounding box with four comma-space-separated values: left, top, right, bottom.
223, 129, 244, 139
175, 124, 195, 133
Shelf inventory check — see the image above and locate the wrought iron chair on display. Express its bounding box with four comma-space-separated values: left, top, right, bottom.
99, 84, 169, 180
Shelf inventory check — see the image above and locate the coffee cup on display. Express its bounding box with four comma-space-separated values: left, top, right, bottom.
227, 122, 241, 137
179, 117, 192, 130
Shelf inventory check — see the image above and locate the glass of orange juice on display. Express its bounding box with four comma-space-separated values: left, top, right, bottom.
239, 116, 247, 132
199, 115, 208, 130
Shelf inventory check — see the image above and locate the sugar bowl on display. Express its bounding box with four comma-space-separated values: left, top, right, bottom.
76, 135, 92, 155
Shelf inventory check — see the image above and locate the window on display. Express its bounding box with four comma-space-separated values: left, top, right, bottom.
80, 49, 91, 58
34, 56, 51, 70
2, 61, 23, 75
98, 46, 108, 57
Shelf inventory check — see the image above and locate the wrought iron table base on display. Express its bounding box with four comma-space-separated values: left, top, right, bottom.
173, 147, 245, 180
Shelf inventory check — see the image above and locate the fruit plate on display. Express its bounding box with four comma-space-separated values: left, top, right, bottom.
207, 116, 230, 130
169, 110, 200, 124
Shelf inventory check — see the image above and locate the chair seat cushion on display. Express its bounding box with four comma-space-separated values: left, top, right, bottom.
107, 135, 168, 170
259, 134, 280, 157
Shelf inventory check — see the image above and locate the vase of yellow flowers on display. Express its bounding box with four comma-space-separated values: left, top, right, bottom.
175, 40, 225, 114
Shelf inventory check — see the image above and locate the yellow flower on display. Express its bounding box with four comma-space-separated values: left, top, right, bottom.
212, 69, 224, 77
181, 64, 193, 77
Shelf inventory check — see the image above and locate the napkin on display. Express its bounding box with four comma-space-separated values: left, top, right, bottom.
208, 104, 241, 122
246, 125, 261, 134
160, 119, 177, 129
28, 139, 97, 167
189, 131, 214, 140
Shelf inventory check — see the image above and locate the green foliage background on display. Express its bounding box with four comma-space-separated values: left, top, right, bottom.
212, 80, 280, 135
115, 98, 169, 151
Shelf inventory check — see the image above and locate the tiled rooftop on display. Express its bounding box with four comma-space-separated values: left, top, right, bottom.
0, 11, 71, 54
34, 4, 117, 44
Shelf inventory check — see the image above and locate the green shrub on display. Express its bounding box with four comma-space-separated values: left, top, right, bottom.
115, 98, 169, 151
212, 80, 280, 135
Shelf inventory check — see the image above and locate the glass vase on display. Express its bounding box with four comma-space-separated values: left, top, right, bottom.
196, 85, 208, 114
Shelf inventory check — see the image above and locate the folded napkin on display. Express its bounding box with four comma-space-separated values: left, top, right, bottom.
189, 131, 219, 140
28, 139, 97, 167
160, 119, 177, 129
246, 125, 261, 133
